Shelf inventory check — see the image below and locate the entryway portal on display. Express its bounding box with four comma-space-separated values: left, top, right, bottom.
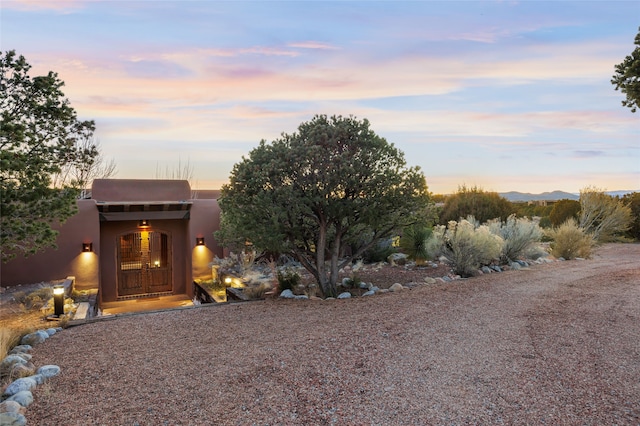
117, 231, 172, 297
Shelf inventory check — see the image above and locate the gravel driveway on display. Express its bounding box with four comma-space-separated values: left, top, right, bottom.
26, 244, 640, 425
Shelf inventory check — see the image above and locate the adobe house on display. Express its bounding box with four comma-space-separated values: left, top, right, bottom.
1, 179, 223, 312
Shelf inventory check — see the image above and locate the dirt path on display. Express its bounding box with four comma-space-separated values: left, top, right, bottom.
25, 244, 640, 425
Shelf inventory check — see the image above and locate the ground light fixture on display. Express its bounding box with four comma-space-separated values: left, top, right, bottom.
82, 242, 92, 252
53, 285, 65, 317
196, 237, 205, 246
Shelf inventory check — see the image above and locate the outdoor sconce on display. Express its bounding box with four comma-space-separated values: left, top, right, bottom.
196, 237, 205, 246
138, 219, 150, 228
53, 285, 65, 317
82, 242, 93, 252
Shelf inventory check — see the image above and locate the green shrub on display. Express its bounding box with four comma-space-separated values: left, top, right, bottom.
549, 199, 581, 227
547, 218, 594, 259
488, 214, 543, 263
436, 218, 503, 277
361, 238, 397, 263
344, 274, 362, 289
276, 268, 300, 293
399, 225, 433, 264
438, 185, 514, 224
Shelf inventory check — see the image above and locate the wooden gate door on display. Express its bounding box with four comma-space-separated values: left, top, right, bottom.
118, 231, 172, 297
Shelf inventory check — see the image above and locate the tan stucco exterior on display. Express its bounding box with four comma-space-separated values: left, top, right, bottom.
1, 180, 223, 308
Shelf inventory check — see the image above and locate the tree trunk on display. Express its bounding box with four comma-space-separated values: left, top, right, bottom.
328, 232, 341, 296
315, 222, 333, 297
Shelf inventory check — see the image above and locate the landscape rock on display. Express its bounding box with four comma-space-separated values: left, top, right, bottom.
423, 277, 437, 284
3, 378, 37, 397
0, 412, 27, 426
387, 253, 408, 266
29, 374, 45, 385
278, 289, 295, 299
481, 266, 492, 274
491, 265, 502, 273
0, 355, 27, 375
389, 283, 404, 292
294, 295, 309, 300
7, 346, 31, 355
5, 391, 33, 408
20, 330, 49, 347
8, 363, 36, 379
510, 262, 522, 270
337, 292, 351, 299
0, 400, 25, 415
362, 290, 375, 297
44, 328, 58, 337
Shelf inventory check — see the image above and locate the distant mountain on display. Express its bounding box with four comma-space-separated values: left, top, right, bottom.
499, 190, 638, 202
500, 191, 579, 202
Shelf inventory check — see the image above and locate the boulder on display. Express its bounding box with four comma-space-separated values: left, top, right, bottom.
20, 330, 49, 346
44, 328, 58, 336
5, 391, 34, 407
423, 277, 437, 284
0, 412, 27, 426
337, 292, 351, 299
8, 363, 36, 379
481, 266, 492, 274
3, 377, 37, 397
36, 365, 60, 379
294, 295, 309, 300
510, 262, 522, 271
389, 283, 404, 292
0, 355, 27, 375
362, 290, 375, 297
279, 289, 295, 299
8, 346, 31, 355
0, 400, 25, 415
387, 253, 408, 266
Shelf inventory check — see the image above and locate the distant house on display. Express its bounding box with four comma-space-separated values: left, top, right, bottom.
1, 179, 223, 310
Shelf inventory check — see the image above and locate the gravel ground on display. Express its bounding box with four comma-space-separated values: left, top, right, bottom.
25, 243, 640, 425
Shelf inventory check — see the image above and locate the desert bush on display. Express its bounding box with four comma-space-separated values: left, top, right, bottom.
343, 274, 362, 289
399, 225, 433, 264
439, 185, 514, 225
549, 199, 581, 227
12, 287, 53, 310
547, 218, 594, 259
621, 192, 640, 240
488, 214, 543, 263
276, 267, 300, 293
435, 218, 503, 277
579, 187, 632, 242
0, 327, 22, 362
361, 238, 397, 263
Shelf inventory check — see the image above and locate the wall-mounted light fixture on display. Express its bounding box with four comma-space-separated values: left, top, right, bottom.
138, 219, 150, 228
53, 285, 65, 317
196, 237, 205, 246
82, 242, 93, 252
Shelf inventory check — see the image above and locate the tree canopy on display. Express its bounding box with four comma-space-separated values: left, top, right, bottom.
438, 185, 514, 225
217, 115, 431, 297
611, 27, 640, 113
1, 50, 97, 262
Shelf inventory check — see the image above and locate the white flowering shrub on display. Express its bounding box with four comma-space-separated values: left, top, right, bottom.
436, 218, 503, 277
487, 214, 543, 263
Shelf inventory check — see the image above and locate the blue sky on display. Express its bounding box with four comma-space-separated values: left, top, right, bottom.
2, 0, 639, 193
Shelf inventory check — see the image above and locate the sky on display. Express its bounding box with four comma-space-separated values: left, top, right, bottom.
1, 1, 639, 194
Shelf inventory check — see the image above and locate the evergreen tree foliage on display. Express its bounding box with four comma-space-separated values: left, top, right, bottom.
1, 50, 97, 262
549, 199, 581, 227
216, 115, 431, 297
438, 185, 514, 225
611, 27, 640, 113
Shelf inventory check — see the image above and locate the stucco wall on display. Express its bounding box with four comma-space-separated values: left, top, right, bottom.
1, 199, 100, 289
190, 199, 223, 281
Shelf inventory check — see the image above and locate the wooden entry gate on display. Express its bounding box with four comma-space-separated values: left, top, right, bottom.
117, 231, 172, 297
